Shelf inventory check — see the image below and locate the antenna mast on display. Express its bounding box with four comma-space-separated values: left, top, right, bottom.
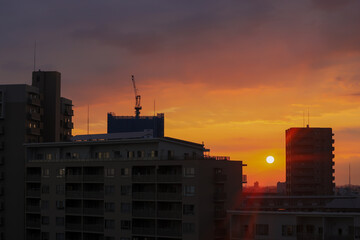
131, 75, 142, 118
33, 41, 37, 71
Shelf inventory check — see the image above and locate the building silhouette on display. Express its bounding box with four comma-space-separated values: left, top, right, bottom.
25, 137, 245, 240
0, 71, 73, 239
286, 127, 335, 196
108, 113, 165, 138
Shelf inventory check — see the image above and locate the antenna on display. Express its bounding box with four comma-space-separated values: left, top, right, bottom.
33, 41, 37, 71
87, 104, 90, 134
303, 111, 305, 127
307, 107, 309, 128
349, 163, 351, 187
154, 99, 156, 117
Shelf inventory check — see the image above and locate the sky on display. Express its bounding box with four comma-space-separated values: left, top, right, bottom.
1, 0, 360, 186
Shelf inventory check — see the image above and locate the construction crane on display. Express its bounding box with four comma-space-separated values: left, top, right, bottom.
131, 75, 142, 118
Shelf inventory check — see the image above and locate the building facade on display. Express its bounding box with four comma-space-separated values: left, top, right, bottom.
25, 137, 245, 240
107, 113, 164, 138
285, 127, 335, 196
0, 71, 73, 239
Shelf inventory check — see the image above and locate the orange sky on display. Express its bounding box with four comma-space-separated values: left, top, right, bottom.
1, 1, 360, 186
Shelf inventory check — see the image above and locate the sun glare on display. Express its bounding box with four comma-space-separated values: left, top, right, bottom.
266, 156, 275, 164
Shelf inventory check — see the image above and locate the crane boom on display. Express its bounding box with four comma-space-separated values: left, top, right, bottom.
131, 75, 142, 117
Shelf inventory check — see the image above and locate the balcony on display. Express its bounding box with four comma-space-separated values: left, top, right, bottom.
26, 205, 40, 213
28, 112, 41, 121
157, 210, 182, 219
214, 192, 227, 201
83, 191, 104, 199
66, 175, 82, 182
157, 228, 182, 237
64, 109, 74, 116
214, 210, 226, 218
65, 223, 82, 231
157, 192, 182, 201
132, 227, 155, 235
132, 192, 156, 200
66, 207, 82, 215
133, 209, 156, 218
26, 189, 40, 198
28, 97, 41, 106
132, 175, 156, 183
66, 191, 83, 199
65, 122, 74, 129
26, 220, 41, 228
214, 174, 227, 182
26, 175, 41, 182
83, 208, 104, 216
27, 128, 40, 136
83, 223, 104, 233
157, 175, 182, 183
83, 175, 104, 182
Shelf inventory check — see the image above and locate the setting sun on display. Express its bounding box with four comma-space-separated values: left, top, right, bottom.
266, 156, 275, 164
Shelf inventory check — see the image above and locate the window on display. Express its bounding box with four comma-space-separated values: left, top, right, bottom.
151, 150, 158, 158
121, 203, 131, 213
137, 151, 144, 158
105, 219, 115, 229
42, 185, 50, 194
41, 200, 49, 210
41, 232, 49, 240
127, 151, 134, 159
57, 168, 65, 178
56, 233, 64, 240
97, 152, 110, 159
183, 223, 195, 233
256, 224, 269, 236
120, 168, 129, 177
105, 202, 115, 212
105, 168, 115, 177
168, 150, 174, 159
282, 225, 295, 236
56, 200, 64, 209
56, 185, 65, 194
183, 204, 195, 215
41, 216, 49, 225
120, 185, 131, 196
114, 151, 121, 158
121, 220, 131, 230
184, 167, 195, 177
184, 185, 195, 196
42, 168, 50, 177
56, 217, 64, 226
105, 185, 115, 195
45, 153, 53, 160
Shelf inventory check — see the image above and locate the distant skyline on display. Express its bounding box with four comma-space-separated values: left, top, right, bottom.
1, 0, 360, 185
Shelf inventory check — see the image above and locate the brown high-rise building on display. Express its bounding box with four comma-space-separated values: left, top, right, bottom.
286, 127, 335, 196
0, 71, 73, 239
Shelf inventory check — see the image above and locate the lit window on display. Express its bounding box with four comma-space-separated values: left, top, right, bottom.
42, 168, 50, 177
57, 168, 65, 178
151, 150, 158, 158
45, 153, 52, 160
120, 168, 129, 177
105, 168, 115, 177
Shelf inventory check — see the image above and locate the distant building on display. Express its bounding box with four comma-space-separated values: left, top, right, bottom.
0, 71, 73, 240
25, 137, 245, 240
286, 127, 335, 196
107, 112, 164, 138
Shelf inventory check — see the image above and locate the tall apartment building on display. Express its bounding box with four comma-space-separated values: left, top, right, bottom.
0, 71, 73, 239
25, 137, 245, 240
286, 127, 335, 196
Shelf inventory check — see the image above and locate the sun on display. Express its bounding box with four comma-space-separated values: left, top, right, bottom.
266, 156, 275, 164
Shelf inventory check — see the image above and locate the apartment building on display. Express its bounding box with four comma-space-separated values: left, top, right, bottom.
0, 71, 73, 239
286, 127, 335, 196
25, 137, 245, 240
